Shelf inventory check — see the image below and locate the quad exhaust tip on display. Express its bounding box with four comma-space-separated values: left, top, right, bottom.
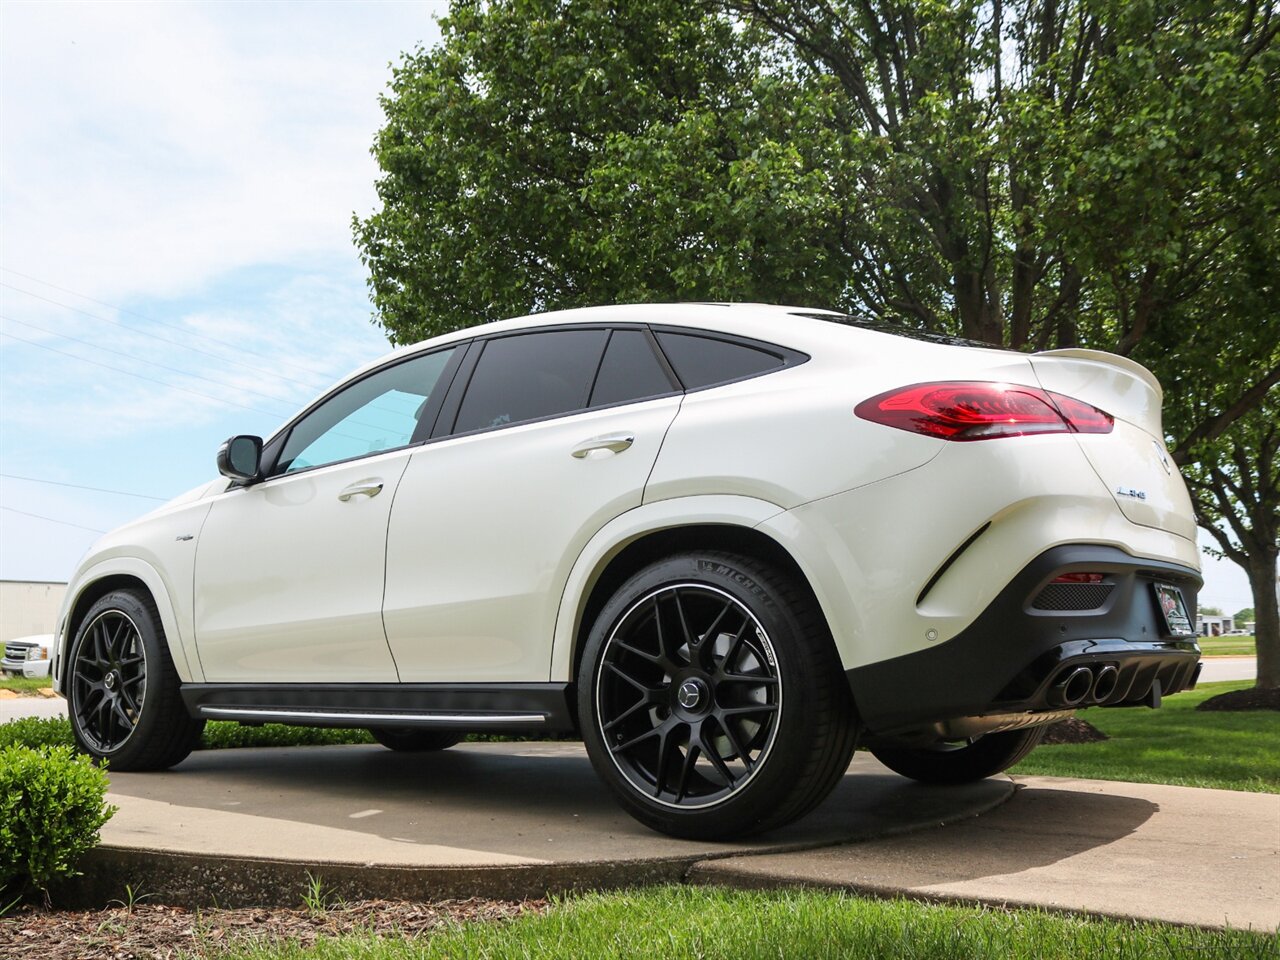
1049, 664, 1121, 707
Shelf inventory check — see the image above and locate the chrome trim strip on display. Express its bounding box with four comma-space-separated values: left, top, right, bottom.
199, 707, 546, 724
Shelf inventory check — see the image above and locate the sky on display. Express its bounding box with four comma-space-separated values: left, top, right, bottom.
0, 1, 1259, 616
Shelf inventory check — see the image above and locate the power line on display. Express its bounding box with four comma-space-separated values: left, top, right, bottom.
0, 281, 333, 394
0, 330, 287, 419
0, 506, 105, 533
0, 314, 301, 413
0, 315, 298, 414
0, 267, 343, 383
0, 474, 169, 502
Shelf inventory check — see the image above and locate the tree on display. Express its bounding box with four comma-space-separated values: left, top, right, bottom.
1235, 608, 1256, 626
356, 0, 1280, 683
1199, 606, 1224, 617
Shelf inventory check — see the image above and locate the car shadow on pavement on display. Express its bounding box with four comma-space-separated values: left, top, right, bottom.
103, 744, 1019, 862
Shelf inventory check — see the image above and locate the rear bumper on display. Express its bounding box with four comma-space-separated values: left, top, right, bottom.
847, 544, 1201, 736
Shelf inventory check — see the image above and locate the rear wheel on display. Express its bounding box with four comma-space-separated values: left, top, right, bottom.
368, 728, 463, 752
579, 551, 857, 839
870, 726, 1046, 784
67, 589, 204, 770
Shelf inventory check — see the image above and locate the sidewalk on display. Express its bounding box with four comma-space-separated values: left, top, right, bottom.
59, 741, 1279, 932
692, 775, 1280, 931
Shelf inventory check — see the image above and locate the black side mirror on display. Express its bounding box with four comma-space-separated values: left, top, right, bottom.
217, 435, 263, 483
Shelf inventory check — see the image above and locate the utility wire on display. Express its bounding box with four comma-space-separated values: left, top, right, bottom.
0, 330, 287, 419
0, 474, 169, 502
0, 282, 333, 394
0, 267, 342, 383
0, 314, 297, 413
0, 506, 105, 533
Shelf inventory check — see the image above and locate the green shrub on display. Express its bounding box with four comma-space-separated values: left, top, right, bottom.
0, 745, 116, 895
0, 716, 73, 751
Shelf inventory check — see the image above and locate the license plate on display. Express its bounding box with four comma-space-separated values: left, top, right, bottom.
1153, 583, 1196, 638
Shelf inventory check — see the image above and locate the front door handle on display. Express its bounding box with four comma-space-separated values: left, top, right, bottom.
571, 432, 635, 459
337, 479, 384, 501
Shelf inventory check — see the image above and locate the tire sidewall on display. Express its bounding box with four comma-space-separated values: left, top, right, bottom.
67, 589, 168, 766
577, 553, 829, 836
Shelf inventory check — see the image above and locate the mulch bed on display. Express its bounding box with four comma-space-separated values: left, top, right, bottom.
1040, 717, 1109, 745
0, 897, 545, 959
1196, 687, 1280, 712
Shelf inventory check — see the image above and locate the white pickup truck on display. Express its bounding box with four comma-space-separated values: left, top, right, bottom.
2, 635, 54, 678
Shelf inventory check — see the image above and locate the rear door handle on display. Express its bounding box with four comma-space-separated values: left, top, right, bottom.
571, 433, 635, 458
337, 479, 384, 501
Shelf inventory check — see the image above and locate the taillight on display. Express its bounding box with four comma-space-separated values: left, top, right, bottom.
854, 381, 1114, 441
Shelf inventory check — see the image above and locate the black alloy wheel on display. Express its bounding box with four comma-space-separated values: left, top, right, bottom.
67, 589, 204, 770
595, 583, 782, 808
71, 609, 148, 753
579, 552, 858, 839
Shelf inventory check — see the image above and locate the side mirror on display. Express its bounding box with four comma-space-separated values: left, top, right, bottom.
217, 435, 263, 483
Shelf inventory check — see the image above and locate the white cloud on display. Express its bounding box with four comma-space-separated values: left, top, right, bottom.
0, 0, 442, 302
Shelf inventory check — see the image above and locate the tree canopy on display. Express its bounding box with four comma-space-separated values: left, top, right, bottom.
355, 0, 1280, 685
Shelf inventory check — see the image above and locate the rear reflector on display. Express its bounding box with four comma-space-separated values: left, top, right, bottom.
854, 381, 1114, 441
1051, 573, 1107, 584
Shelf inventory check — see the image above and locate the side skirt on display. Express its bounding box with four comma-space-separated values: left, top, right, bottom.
180, 682, 578, 735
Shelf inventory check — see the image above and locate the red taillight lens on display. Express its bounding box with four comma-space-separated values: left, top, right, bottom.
854, 381, 1114, 441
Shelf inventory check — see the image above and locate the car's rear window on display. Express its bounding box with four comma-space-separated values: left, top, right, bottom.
653, 332, 790, 389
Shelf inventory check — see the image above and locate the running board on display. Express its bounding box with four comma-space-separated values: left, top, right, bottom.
180, 682, 577, 734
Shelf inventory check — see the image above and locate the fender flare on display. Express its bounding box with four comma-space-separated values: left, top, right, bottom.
56, 556, 200, 691
548, 495, 792, 681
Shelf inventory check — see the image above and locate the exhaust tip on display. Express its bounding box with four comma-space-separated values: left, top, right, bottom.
1050, 666, 1095, 707
1092, 665, 1120, 703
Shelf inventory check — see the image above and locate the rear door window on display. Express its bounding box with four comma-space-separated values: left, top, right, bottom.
453, 329, 608, 433
653, 331, 790, 389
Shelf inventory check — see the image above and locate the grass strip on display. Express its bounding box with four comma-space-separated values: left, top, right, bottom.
1013, 680, 1279, 793
1198, 635, 1257, 657
0, 716, 371, 752
202, 887, 1278, 960
0, 675, 53, 694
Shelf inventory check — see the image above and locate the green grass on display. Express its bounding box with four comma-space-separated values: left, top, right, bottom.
1198, 634, 1257, 657
0, 674, 53, 694
1013, 680, 1279, 793
203, 887, 1276, 960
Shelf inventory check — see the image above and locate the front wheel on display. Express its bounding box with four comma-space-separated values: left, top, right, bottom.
869, 726, 1046, 784
67, 589, 204, 770
578, 551, 857, 840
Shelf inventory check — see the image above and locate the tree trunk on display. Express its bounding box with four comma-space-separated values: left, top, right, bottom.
1245, 550, 1280, 689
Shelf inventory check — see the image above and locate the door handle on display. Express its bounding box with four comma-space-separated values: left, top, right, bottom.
337, 479, 384, 501
571, 432, 635, 459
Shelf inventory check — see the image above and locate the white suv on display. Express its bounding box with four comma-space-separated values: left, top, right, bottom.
52, 304, 1201, 838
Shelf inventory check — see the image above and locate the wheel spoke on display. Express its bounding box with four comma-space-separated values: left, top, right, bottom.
715, 715, 755, 771
673, 740, 700, 802
697, 728, 737, 787
673, 590, 695, 648
603, 661, 659, 697
652, 726, 680, 797
610, 723, 662, 755
719, 672, 779, 686
601, 697, 652, 733
76, 687, 104, 726
613, 639, 661, 665
720, 703, 779, 719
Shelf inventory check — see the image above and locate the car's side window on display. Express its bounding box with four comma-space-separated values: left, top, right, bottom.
653, 331, 788, 390
273, 348, 457, 475
589, 329, 677, 407
452, 329, 608, 434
